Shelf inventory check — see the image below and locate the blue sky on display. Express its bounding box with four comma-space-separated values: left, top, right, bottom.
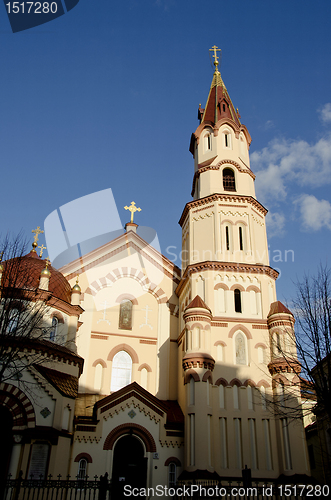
1, 0, 331, 305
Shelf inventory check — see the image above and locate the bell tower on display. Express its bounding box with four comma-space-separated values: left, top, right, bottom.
176, 47, 309, 480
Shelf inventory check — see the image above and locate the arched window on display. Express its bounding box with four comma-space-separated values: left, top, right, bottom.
223, 130, 232, 149
94, 363, 103, 392
119, 300, 133, 330
235, 332, 246, 365
7, 308, 19, 333
111, 351, 132, 392
78, 458, 87, 479
239, 226, 244, 251
223, 168, 236, 191
168, 462, 177, 488
234, 289, 242, 313
204, 131, 212, 152
140, 367, 148, 390
50, 317, 58, 341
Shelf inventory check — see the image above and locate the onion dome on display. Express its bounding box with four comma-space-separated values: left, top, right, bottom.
2, 251, 72, 303
72, 276, 81, 293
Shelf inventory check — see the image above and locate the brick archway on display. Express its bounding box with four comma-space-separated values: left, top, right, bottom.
103, 423, 156, 452
0, 383, 35, 430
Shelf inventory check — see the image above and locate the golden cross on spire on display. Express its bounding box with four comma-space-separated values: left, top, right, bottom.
0, 251, 4, 263
210, 45, 221, 71
38, 244, 46, 257
45, 256, 51, 268
124, 201, 141, 223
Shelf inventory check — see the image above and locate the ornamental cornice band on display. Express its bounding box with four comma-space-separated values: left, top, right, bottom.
176, 261, 278, 297
268, 358, 301, 375
179, 193, 267, 227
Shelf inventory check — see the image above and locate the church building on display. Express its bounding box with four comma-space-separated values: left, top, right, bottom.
1, 48, 310, 492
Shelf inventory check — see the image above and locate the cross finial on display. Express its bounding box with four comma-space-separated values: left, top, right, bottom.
209, 45, 221, 71
31, 226, 44, 251
124, 201, 141, 223
45, 257, 51, 268
0, 251, 3, 263
38, 244, 46, 257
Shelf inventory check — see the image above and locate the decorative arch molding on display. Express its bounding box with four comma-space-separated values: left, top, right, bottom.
74, 453, 93, 463
234, 220, 248, 227
214, 340, 227, 347
257, 379, 270, 388
0, 383, 35, 429
164, 457, 182, 467
272, 374, 291, 388
254, 343, 267, 349
215, 378, 228, 387
246, 286, 261, 293
138, 363, 152, 372
107, 344, 139, 364
202, 370, 213, 383
221, 219, 234, 226
116, 294, 138, 306
92, 359, 107, 368
85, 267, 168, 305
50, 311, 65, 323
184, 369, 200, 384
243, 379, 256, 387
214, 283, 229, 291
228, 324, 252, 340
103, 423, 156, 452
291, 375, 301, 386
189, 322, 204, 330
230, 284, 245, 292
229, 378, 242, 387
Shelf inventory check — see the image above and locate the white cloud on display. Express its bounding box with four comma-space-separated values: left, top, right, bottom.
251, 134, 331, 204
265, 211, 286, 238
294, 194, 331, 231
318, 103, 331, 124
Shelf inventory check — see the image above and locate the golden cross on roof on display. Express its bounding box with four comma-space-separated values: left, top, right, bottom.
124, 201, 141, 223
32, 226, 44, 244
0, 251, 4, 263
38, 244, 46, 257
45, 256, 51, 268
210, 45, 221, 70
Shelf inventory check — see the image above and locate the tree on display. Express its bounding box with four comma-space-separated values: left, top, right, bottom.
0, 233, 54, 389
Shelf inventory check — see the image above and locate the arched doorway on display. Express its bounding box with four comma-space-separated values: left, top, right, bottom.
0, 406, 13, 494
112, 434, 147, 499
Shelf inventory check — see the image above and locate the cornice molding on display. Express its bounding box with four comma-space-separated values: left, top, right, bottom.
179, 193, 267, 227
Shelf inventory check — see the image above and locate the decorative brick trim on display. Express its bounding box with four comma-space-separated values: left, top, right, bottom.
184, 316, 211, 326
103, 423, 156, 452
211, 322, 228, 327
184, 369, 200, 384
246, 286, 261, 293
256, 379, 270, 388
91, 334, 108, 340
228, 324, 252, 340
116, 294, 138, 305
243, 379, 256, 387
138, 363, 152, 372
92, 359, 107, 368
202, 370, 213, 383
215, 378, 228, 387
176, 261, 278, 296
214, 341, 227, 347
229, 378, 242, 387
214, 283, 229, 291
254, 343, 267, 349
139, 339, 157, 345
182, 353, 215, 371
164, 457, 182, 466
268, 358, 301, 376
230, 284, 245, 292
0, 384, 35, 429
74, 453, 93, 463
107, 344, 139, 363
252, 325, 268, 330
181, 193, 265, 227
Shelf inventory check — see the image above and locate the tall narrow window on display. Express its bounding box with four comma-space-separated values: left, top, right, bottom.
119, 300, 133, 330
234, 289, 242, 313
207, 134, 211, 150
235, 332, 246, 365
7, 308, 19, 333
225, 226, 230, 251
223, 104, 226, 112
225, 134, 228, 147
239, 226, 243, 251
111, 351, 132, 392
263, 419, 273, 470
168, 463, 177, 488
94, 363, 103, 392
220, 417, 228, 468
50, 317, 58, 341
234, 418, 242, 469
78, 459, 87, 479
281, 418, 292, 470
223, 169, 236, 191
249, 419, 258, 469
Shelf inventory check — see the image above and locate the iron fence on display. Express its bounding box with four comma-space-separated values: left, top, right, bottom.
3, 472, 110, 500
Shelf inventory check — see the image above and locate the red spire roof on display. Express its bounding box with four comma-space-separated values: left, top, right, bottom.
199, 68, 241, 127
268, 301, 293, 317
186, 295, 211, 312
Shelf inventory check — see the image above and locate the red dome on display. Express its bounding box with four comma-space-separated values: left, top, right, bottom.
2, 251, 72, 303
